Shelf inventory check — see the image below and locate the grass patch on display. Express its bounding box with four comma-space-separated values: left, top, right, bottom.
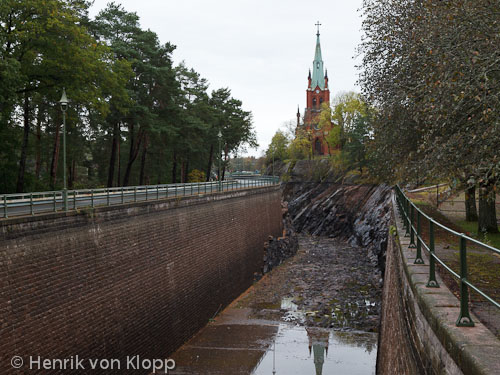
411, 199, 431, 207
452, 251, 500, 301
454, 220, 500, 250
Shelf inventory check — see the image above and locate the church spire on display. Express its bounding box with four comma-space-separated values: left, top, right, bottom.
311, 21, 325, 90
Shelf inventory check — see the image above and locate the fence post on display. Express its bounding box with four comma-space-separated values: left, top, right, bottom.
145, 186, 148, 201
398, 190, 408, 233
426, 221, 439, 287
121, 187, 124, 204
404, 199, 410, 237
456, 235, 474, 326
409, 204, 416, 248
107, 189, 110, 206
134, 187, 137, 202
74, 191, 77, 210
157, 185, 159, 200
30, 193, 34, 216
3, 195, 7, 218
91, 190, 94, 208
53, 192, 57, 212
414, 210, 424, 264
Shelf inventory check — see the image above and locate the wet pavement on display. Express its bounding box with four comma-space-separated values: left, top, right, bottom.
169, 235, 381, 374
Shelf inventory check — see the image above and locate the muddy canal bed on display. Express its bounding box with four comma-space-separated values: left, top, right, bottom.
170, 235, 382, 374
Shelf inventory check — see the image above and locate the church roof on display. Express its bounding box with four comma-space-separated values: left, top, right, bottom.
311, 28, 325, 90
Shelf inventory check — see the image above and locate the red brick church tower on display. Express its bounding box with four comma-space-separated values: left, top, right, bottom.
296, 22, 332, 155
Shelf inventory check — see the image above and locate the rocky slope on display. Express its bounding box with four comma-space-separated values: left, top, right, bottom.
282, 161, 392, 271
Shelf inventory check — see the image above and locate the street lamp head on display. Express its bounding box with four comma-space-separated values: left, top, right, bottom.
217, 130, 222, 139
59, 88, 68, 112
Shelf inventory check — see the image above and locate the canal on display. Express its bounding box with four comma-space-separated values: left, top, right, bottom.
170, 236, 382, 374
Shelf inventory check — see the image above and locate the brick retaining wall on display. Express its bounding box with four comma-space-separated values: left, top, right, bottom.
0, 187, 282, 374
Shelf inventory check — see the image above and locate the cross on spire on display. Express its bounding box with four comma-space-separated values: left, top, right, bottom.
315, 21, 321, 36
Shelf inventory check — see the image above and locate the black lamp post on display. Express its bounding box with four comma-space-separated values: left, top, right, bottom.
218, 130, 222, 192
59, 88, 69, 211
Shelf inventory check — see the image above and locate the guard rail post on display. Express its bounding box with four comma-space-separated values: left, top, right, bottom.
457, 235, 474, 327
3, 195, 7, 218
414, 210, 424, 264
409, 204, 416, 248
426, 221, 439, 287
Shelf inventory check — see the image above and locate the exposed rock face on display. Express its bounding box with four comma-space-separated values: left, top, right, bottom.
284, 182, 392, 271
262, 201, 299, 274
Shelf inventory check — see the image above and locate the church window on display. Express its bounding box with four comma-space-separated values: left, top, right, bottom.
320, 98, 324, 105
312, 98, 317, 108
314, 138, 322, 154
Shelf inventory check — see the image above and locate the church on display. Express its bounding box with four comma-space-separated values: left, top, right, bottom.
296, 23, 333, 156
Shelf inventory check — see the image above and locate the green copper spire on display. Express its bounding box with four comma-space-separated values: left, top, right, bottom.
311, 21, 325, 90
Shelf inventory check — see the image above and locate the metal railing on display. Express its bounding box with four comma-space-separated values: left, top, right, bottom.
1, 176, 279, 219
395, 185, 500, 327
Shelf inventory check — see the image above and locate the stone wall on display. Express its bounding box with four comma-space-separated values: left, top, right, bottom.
0, 187, 282, 374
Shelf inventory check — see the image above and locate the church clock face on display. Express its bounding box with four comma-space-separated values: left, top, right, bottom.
315, 89, 319, 93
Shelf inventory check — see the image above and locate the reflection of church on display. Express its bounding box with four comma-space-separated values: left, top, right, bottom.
306, 327, 330, 375
296, 22, 333, 156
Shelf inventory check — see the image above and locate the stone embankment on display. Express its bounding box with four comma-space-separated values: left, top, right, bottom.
280, 160, 392, 271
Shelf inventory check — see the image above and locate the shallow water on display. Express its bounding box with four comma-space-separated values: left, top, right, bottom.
252, 324, 377, 375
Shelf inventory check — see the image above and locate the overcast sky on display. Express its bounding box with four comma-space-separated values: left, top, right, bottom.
89, 0, 364, 157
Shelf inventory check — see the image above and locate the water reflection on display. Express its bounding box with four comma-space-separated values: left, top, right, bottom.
252, 324, 376, 375
307, 327, 329, 375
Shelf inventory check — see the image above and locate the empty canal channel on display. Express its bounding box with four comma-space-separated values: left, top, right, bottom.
170, 183, 391, 374
170, 235, 382, 374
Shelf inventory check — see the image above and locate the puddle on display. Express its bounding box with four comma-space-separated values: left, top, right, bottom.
252, 324, 377, 375
279, 296, 379, 331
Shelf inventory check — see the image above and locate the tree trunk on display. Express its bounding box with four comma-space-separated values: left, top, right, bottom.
465, 185, 478, 222
68, 159, 75, 189
35, 105, 43, 179
180, 161, 186, 183
107, 122, 119, 187
117, 139, 121, 187
139, 139, 148, 185
122, 124, 144, 186
172, 150, 177, 183
206, 144, 214, 181
478, 183, 498, 234
16, 92, 30, 192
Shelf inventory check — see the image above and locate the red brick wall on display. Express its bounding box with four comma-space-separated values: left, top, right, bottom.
0, 187, 282, 374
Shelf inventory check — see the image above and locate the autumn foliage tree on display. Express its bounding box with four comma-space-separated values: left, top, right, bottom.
359, 0, 500, 232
